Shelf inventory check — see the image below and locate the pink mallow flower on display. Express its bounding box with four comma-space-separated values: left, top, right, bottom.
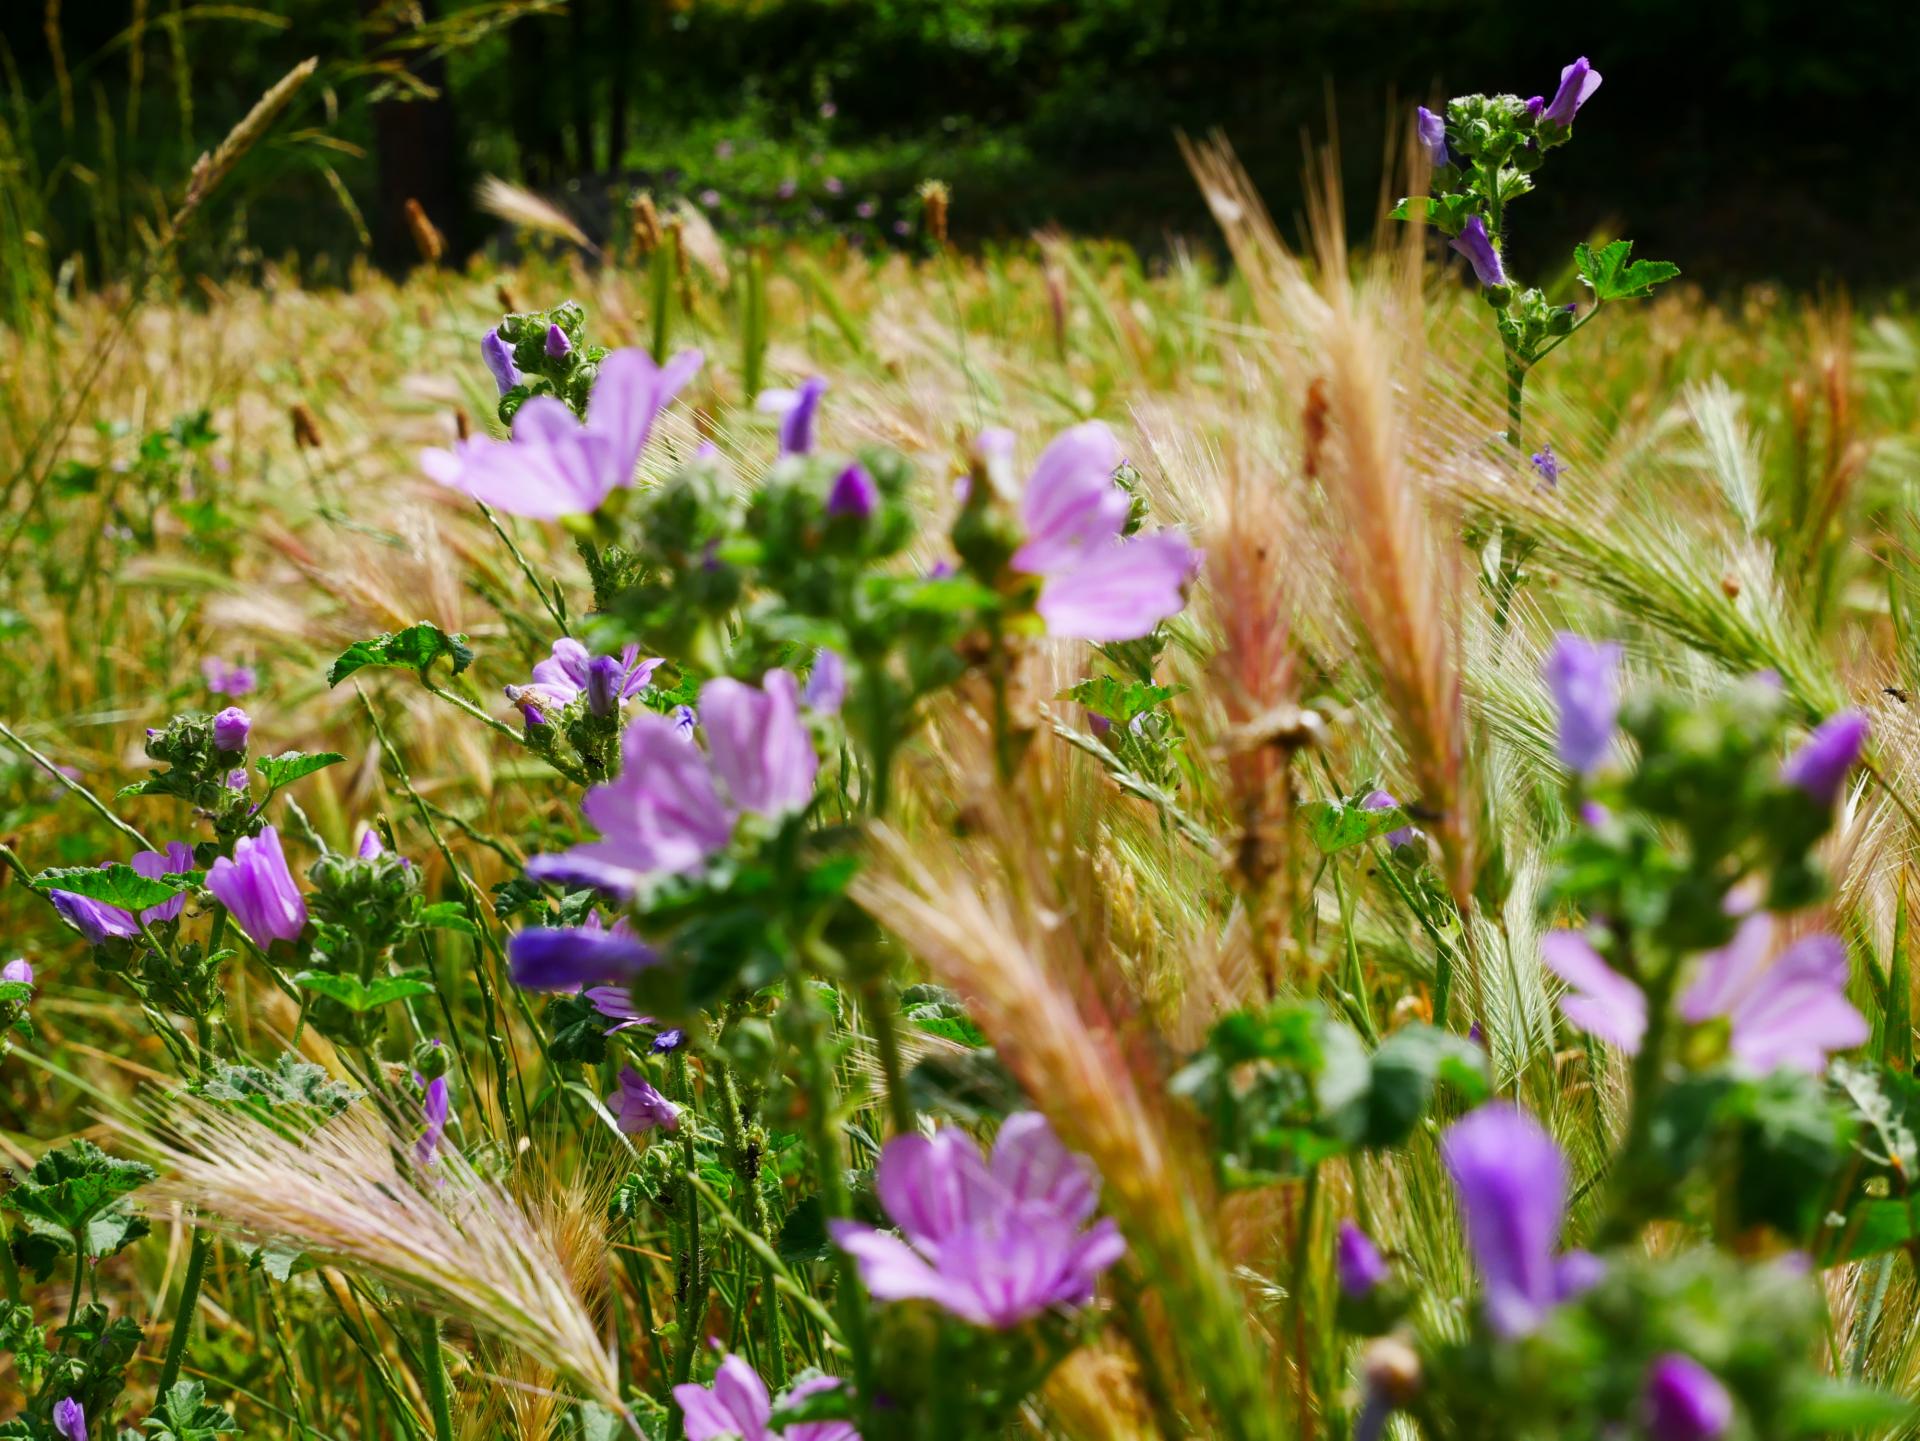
675, 1354, 857, 1441
830, 1112, 1125, 1329
990, 421, 1199, 643
423, 348, 703, 519
1542, 914, 1867, 1074
205, 825, 308, 948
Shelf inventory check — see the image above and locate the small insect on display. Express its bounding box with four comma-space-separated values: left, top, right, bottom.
1885, 686, 1910, 706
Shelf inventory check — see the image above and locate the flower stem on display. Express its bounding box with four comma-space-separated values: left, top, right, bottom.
669, 1050, 708, 1388
156, 1228, 212, 1394
714, 1064, 787, 1392
418, 1313, 454, 1441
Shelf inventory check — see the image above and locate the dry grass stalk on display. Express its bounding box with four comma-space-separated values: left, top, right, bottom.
475, 175, 601, 256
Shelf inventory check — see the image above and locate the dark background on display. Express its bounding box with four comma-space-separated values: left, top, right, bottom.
2, 0, 1915, 290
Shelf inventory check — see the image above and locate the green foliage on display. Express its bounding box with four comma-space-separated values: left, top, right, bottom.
194, 1054, 362, 1118
142, 1381, 241, 1440
326, 622, 474, 686
1575, 239, 1682, 302
29, 864, 188, 914
1300, 796, 1412, 854
3, 1139, 156, 1237
253, 751, 346, 791
292, 968, 435, 1013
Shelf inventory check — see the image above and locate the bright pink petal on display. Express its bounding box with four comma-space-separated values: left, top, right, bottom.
829, 1221, 988, 1324
875, 1129, 993, 1248
1035, 531, 1198, 641
699, 671, 817, 818
1727, 934, 1868, 1074
1013, 421, 1130, 573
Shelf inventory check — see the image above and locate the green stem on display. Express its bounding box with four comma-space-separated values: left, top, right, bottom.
157, 1228, 212, 1393
418, 1313, 454, 1441
861, 973, 917, 1140
669, 1051, 708, 1390
714, 1066, 787, 1392
65, 1242, 85, 1333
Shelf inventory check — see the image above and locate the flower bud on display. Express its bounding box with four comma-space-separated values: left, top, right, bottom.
826, 462, 878, 520
213, 705, 251, 754
584, 654, 626, 719
1781, 710, 1868, 806
1336, 1221, 1390, 1298
1642, 1354, 1732, 1441
545, 323, 572, 359
412, 1037, 453, 1080
2, 958, 32, 985
481, 327, 521, 396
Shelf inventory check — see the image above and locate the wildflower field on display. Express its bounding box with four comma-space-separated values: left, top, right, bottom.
9, 38, 1920, 1441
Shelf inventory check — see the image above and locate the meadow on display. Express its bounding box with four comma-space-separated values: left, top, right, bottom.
7, 52, 1920, 1441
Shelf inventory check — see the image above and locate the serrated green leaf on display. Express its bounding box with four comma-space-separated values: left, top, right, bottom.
255, 751, 345, 790
194, 1054, 361, 1116
1298, 799, 1409, 853
30, 864, 187, 913
1575, 237, 1681, 301
292, 969, 434, 1012
326, 621, 474, 686
416, 901, 479, 936
2, 1139, 156, 1233
1060, 676, 1183, 726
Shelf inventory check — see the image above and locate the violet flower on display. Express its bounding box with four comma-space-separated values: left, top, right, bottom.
424, 347, 703, 519
356, 829, 386, 860
205, 825, 307, 948
2, 958, 31, 985
526, 670, 817, 896
1643, 1353, 1733, 1441
213, 705, 251, 753
1543, 632, 1621, 777
1530, 445, 1562, 488
52, 1397, 87, 1441
1003, 421, 1200, 643
132, 841, 195, 925
672, 705, 698, 741
1336, 1220, 1389, 1298
830, 1112, 1125, 1329
675, 1354, 858, 1441
1449, 215, 1507, 288
201, 657, 256, 697
1781, 711, 1868, 807
1545, 916, 1867, 1074
1441, 1103, 1599, 1338
416, 1075, 450, 1166
481, 327, 521, 395
51, 841, 194, 941
757, 376, 828, 456
517, 639, 662, 714
652, 1027, 687, 1053
545, 323, 572, 359
826, 461, 878, 520
509, 912, 657, 992
584, 984, 653, 1033
1415, 105, 1450, 168
610, 1066, 680, 1134
1541, 57, 1603, 127
804, 649, 847, 714
1359, 789, 1417, 850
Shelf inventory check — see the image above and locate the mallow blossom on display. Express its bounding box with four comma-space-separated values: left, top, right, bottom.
991, 422, 1199, 643
205, 825, 308, 947
803, 649, 847, 713
507, 638, 662, 722
610, 1066, 680, 1134
509, 911, 656, 992
1542, 915, 1867, 1074
1414, 105, 1449, 168
424, 347, 703, 519
1543, 631, 1621, 776
524, 670, 817, 899
201, 656, 256, 697
1643, 1353, 1733, 1441
213, 705, 251, 753
481, 327, 521, 395
416, 1075, 450, 1167
50, 841, 195, 943
52, 1397, 86, 1441
1441, 1103, 1602, 1338
1780, 710, 1868, 807
675, 1354, 857, 1441
1449, 215, 1507, 289
1359, 789, 1418, 850
830, 1112, 1125, 1329
1540, 57, 1602, 128
757, 376, 828, 457
2, 959, 31, 986
1336, 1221, 1389, 1298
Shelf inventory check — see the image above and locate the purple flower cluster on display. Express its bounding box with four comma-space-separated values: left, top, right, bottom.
425, 347, 703, 519
675, 1354, 857, 1441
831, 1112, 1125, 1329
991, 422, 1200, 643
50, 841, 194, 945
201, 656, 256, 697
507, 638, 662, 724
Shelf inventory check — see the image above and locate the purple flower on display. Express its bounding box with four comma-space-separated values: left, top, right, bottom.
675, 1354, 858, 1441
1449, 215, 1507, 288
2, 958, 31, 985
804, 649, 847, 714
757, 377, 828, 456
826, 462, 878, 520
1359, 789, 1417, 850
201, 657, 256, 697
778, 178, 798, 200
52, 1397, 87, 1441
51, 841, 194, 941
610, 1066, 680, 1134
1336, 1221, 1389, 1298
1441, 1103, 1599, 1338
509, 913, 657, 991
521, 639, 662, 714
1005, 422, 1199, 643
1543, 632, 1621, 776
481, 327, 521, 396
424, 348, 703, 519
652, 1027, 687, 1053
131, 841, 195, 924
1531, 445, 1562, 488
356, 829, 386, 860
830, 1112, 1125, 1329
855, 199, 877, 220
545, 323, 572, 359
416, 1075, 449, 1166
1541, 929, 1647, 1053
824, 176, 844, 196
699, 188, 722, 209
672, 705, 698, 741
1541, 57, 1602, 127
585, 655, 628, 718
1414, 105, 1449, 167
584, 984, 653, 1033
205, 825, 307, 948
1781, 711, 1868, 807
226, 769, 247, 790
1676, 916, 1867, 1074
213, 705, 251, 753
1643, 1354, 1733, 1441
1525, 95, 1546, 123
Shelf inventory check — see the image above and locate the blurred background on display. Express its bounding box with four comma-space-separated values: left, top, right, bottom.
1, 0, 1916, 313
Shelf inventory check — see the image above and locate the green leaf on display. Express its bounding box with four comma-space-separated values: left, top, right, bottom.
194, 1054, 361, 1116
143, 1379, 241, 1440
326, 621, 474, 686
255, 751, 345, 790
2, 1139, 156, 1234
1299, 798, 1409, 854
416, 901, 479, 936
1574, 238, 1681, 301
1784, 1378, 1913, 1433
292, 968, 435, 1012
1059, 676, 1184, 726
12, 1204, 150, 1276
1355, 1024, 1489, 1147
30, 864, 188, 913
